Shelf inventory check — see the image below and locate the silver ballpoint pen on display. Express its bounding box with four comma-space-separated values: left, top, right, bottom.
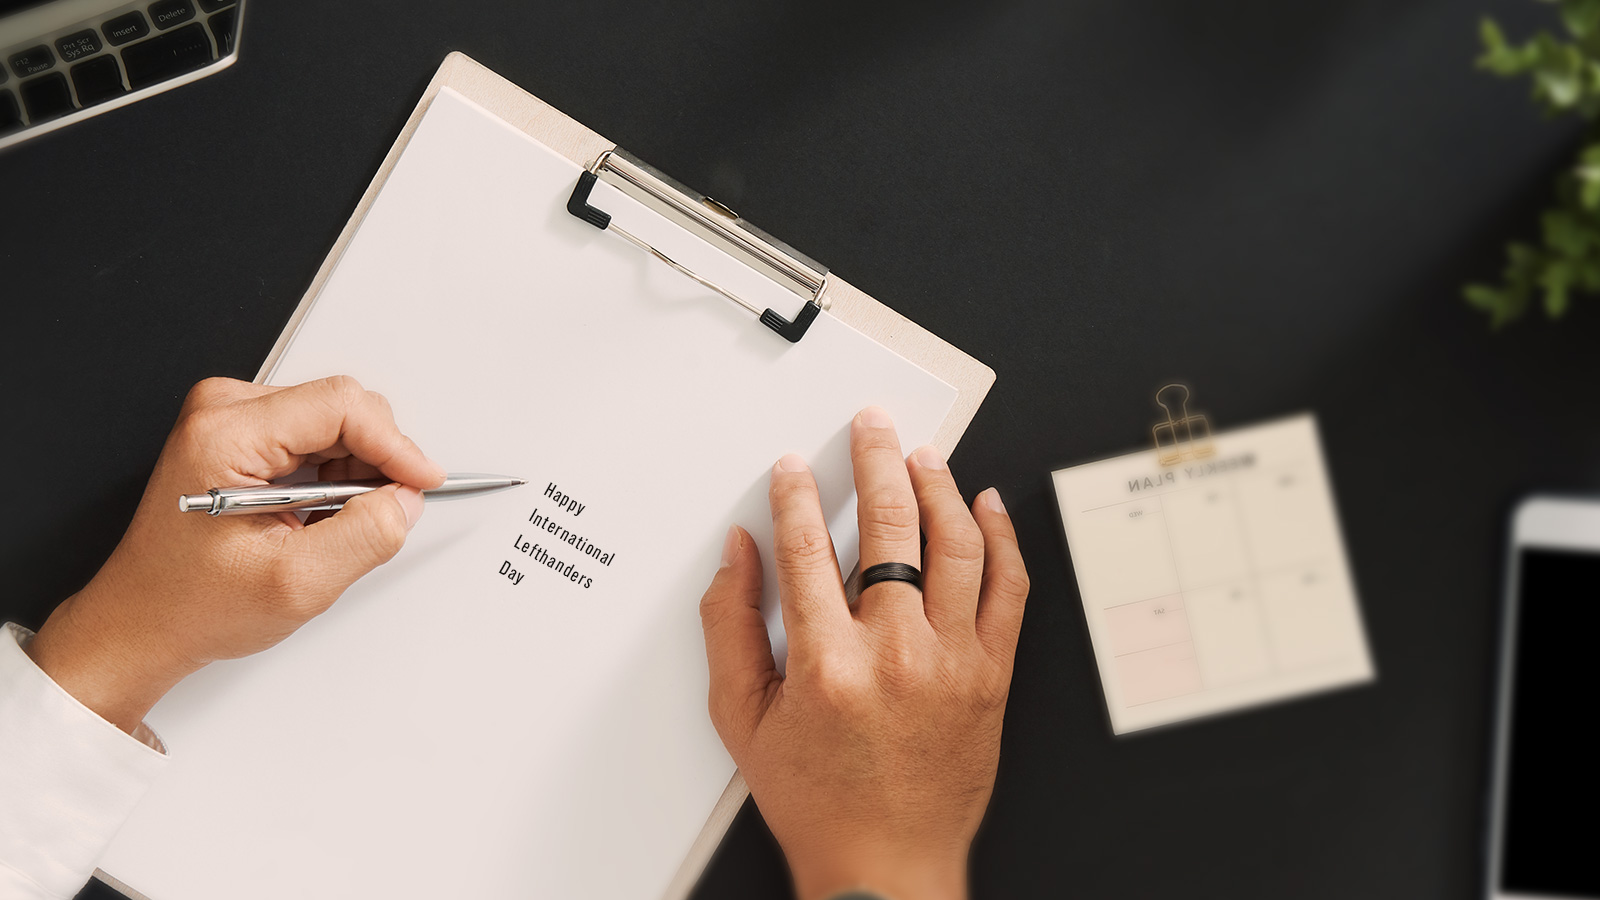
178, 473, 526, 516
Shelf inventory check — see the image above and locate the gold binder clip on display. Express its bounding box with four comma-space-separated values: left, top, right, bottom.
1153, 384, 1215, 466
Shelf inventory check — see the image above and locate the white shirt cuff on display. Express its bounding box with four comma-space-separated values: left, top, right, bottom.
0, 622, 169, 899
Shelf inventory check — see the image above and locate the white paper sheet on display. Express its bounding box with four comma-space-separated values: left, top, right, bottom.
1052, 414, 1373, 734
100, 88, 957, 900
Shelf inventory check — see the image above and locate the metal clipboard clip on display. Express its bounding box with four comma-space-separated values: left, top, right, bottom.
1153, 383, 1215, 466
566, 149, 831, 343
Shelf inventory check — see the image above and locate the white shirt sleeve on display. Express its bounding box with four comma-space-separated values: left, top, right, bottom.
0, 622, 169, 899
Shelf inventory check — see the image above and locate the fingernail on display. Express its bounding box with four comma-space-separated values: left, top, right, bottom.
424, 455, 447, 480
981, 487, 1007, 515
396, 485, 425, 530
720, 525, 741, 568
913, 445, 947, 470
776, 453, 809, 473
859, 406, 894, 429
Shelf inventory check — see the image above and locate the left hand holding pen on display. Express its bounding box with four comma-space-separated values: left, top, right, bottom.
25, 376, 447, 735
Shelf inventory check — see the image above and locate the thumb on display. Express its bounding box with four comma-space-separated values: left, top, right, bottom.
699, 525, 779, 754
283, 484, 423, 602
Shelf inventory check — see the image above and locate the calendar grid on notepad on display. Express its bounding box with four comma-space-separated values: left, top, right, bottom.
1053, 415, 1374, 732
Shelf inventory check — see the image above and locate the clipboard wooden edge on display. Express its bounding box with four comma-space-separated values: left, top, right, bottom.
94, 51, 993, 900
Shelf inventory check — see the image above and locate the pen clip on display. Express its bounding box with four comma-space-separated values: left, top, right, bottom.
210, 488, 332, 515
231, 493, 308, 508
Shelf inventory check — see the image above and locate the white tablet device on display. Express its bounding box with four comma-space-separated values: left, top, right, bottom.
1486, 496, 1600, 900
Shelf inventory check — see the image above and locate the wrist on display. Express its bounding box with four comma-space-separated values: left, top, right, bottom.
791, 851, 969, 900
25, 586, 191, 734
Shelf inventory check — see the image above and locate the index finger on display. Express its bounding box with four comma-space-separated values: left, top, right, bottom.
237, 376, 446, 488
769, 454, 853, 653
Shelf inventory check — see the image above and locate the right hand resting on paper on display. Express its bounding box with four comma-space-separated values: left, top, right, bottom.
24, 376, 447, 736
698, 407, 1030, 900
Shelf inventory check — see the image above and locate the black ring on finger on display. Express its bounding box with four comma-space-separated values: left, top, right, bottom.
861, 562, 922, 593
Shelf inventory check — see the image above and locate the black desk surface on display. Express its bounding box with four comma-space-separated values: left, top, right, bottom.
3, 1, 1594, 898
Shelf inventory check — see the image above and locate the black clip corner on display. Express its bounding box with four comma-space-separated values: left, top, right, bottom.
573, 166, 819, 343
567, 171, 612, 230
759, 301, 823, 343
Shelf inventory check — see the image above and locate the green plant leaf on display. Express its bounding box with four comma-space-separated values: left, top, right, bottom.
1542, 209, 1590, 254
1481, 16, 1509, 52
1561, 0, 1600, 38
1543, 271, 1573, 315
1533, 37, 1585, 106
1467, 7, 1600, 327
1479, 18, 1531, 74
1579, 175, 1600, 209
1576, 256, 1600, 289
1464, 283, 1505, 310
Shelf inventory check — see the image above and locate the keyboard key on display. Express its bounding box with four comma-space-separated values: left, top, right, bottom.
71, 55, 125, 106
209, 7, 237, 56
8, 45, 55, 77
1, 90, 21, 134
148, 0, 196, 30
56, 29, 104, 63
198, 0, 233, 10
121, 23, 212, 89
20, 72, 74, 122
103, 11, 151, 46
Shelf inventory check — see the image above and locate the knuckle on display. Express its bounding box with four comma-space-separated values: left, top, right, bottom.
971, 667, 1014, 712
769, 473, 817, 505
709, 679, 775, 754
706, 685, 738, 732
338, 494, 410, 568
183, 376, 235, 410
989, 566, 1032, 603
775, 527, 834, 572
262, 554, 316, 611
698, 588, 742, 635
874, 642, 929, 697
708, 701, 746, 747
860, 489, 920, 535
366, 390, 393, 416
321, 374, 366, 409
809, 660, 871, 712
932, 523, 985, 565
173, 406, 231, 451
855, 429, 901, 454
364, 501, 410, 559
180, 378, 246, 423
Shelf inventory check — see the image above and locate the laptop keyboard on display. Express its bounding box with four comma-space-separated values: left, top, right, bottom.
1, 0, 239, 137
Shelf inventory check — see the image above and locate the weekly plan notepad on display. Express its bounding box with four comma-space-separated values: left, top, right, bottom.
97, 76, 981, 900
1052, 414, 1373, 734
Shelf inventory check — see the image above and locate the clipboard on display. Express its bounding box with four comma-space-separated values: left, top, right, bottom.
98, 53, 993, 900
258, 52, 993, 454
